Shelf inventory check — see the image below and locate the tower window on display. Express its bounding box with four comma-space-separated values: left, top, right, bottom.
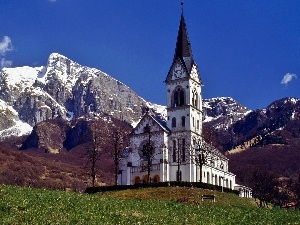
192, 89, 198, 108
174, 91, 178, 107
172, 87, 185, 107
197, 120, 199, 130
172, 117, 176, 128
181, 116, 185, 127
180, 89, 184, 106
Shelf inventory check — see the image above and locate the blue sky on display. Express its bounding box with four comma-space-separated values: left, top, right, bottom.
0, 0, 299, 110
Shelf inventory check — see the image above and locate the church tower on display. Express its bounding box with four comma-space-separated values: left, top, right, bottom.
118, 8, 238, 191
165, 12, 203, 182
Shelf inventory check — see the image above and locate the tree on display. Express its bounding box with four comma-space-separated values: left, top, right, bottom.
273, 178, 293, 208
291, 174, 300, 207
248, 168, 278, 207
142, 124, 154, 183
194, 141, 209, 183
86, 119, 109, 187
109, 120, 131, 185
170, 133, 191, 182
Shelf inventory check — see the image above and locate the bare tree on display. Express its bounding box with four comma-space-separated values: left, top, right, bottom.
109, 120, 131, 185
170, 133, 190, 182
142, 124, 154, 183
194, 142, 208, 183
248, 168, 278, 207
86, 119, 109, 187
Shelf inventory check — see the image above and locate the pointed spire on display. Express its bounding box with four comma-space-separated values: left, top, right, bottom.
173, 11, 193, 71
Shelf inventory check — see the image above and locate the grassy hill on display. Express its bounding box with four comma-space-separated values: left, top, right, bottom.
1, 185, 300, 224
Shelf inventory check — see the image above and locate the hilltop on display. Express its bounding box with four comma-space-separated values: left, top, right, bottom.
2, 184, 300, 224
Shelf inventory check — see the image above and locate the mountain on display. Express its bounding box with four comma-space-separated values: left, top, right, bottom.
0, 53, 251, 141
1, 53, 300, 187
1, 53, 299, 156
203, 97, 251, 130
224, 97, 300, 150
0, 53, 165, 139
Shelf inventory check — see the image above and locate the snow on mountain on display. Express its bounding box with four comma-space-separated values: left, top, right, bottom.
3, 66, 45, 90
203, 97, 251, 130
0, 53, 154, 137
0, 99, 32, 140
0, 53, 259, 140
0, 120, 32, 140
41, 53, 86, 91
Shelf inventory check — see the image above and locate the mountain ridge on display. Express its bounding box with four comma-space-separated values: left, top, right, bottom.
0, 53, 167, 138
1, 53, 299, 156
1, 53, 300, 186
0, 53, 250, 140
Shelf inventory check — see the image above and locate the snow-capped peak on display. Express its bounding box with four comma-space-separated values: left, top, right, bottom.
42, 52, 93, 92
2, 66, 45, 91
284, 97, 299, 105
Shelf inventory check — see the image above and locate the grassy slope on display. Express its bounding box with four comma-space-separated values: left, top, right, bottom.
1, 185, 300, 224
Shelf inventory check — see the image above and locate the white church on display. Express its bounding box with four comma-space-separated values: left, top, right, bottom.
118, 12, 250, 196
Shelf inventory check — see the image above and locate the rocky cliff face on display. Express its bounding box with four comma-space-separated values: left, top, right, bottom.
2, 52, 299, 155
204, 97, 300, 151
203, 97, 251, 131
0, 53, 163, 137
231, 97, 300, 146
21, 119, 69, 154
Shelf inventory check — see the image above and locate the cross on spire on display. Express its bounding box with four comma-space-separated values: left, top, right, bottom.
181, 2, 184, 14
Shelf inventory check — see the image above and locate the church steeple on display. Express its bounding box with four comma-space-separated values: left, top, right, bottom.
165, 8, 203, 136
165, 11, 200, 83
173, 13, 193, 72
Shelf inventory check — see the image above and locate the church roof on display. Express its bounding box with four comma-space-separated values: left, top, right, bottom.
152, 115, 171, 132
165, 13, 199, 83
173, 13, 193, 67
132, 111, 170, 135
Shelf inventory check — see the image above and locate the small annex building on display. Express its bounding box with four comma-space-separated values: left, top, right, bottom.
118, 12, 249, 195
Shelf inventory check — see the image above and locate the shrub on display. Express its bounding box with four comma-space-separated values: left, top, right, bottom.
85, 181, 239, 195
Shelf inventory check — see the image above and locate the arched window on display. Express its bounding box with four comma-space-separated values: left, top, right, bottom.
173, 140, 177, 162
153, 174, 160, 183
142, 174, 149, 184
133, 176, 141, 185
139, 141, 154, 159
174, 91, 179, 107
173, 87, 185, 107
181, 116, 185, 127
180, 89, 185, 105
172, 117, 176, 128
192, 89, 198, 108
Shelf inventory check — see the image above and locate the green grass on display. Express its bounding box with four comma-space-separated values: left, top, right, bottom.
0, 185, 300, 224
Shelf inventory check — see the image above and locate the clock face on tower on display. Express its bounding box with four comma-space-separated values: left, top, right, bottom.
173, 64, 184, 78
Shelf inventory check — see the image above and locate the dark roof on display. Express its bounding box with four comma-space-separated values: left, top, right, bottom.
132, 111, 170, 135
152, 115, 171, 132
173, 14, 193, 65
165, 13, 197, 83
